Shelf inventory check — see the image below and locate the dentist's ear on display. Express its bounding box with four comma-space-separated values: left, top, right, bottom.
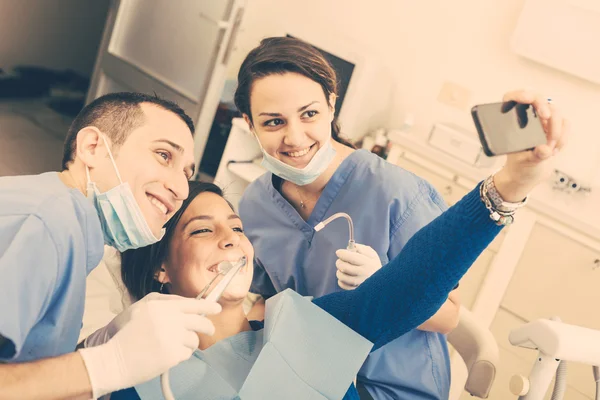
75, 126, 109, 169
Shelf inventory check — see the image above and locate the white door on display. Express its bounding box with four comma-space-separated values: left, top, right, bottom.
86, 0, 245, 173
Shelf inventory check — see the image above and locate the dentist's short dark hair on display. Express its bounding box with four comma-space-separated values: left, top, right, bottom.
61, 92, 194, 170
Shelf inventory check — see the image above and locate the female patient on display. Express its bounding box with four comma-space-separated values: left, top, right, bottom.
105, 93, 566, 397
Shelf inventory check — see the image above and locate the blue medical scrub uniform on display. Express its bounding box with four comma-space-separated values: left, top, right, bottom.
239, 149, 451, 400
0, 172, 103, 361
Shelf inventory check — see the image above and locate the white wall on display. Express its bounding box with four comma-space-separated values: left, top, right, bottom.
0, 0, 110, 77
229, 0, 600, 186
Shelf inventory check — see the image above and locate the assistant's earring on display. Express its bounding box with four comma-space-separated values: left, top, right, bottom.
156, 267, 167, 293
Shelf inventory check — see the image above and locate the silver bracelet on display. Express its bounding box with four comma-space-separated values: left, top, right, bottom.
483, 174, 528, 212
479, 174, 527, 226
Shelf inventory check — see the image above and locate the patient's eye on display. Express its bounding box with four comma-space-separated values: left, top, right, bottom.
156, 150, 171, 163
191, 228, 212, 235
233, 227, 244, 233
302, 110, 318, 119
264, 118, 284, 127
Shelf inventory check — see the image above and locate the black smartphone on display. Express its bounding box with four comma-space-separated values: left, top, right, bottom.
471, 101, 547, 156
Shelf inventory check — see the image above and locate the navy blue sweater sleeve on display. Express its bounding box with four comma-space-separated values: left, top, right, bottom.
313, 184, 503, 351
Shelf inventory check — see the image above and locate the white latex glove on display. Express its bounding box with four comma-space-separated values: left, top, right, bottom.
84, 292, 182, 348
78, 294, 221, 398
335, 243, 382, 290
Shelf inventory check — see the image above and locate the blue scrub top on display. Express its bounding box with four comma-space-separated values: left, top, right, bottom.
0, 172, 103, 361
239, 149, 451, 400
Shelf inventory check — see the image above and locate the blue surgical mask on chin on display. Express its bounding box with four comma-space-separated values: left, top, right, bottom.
258, 138, 337, 186
86, 134, 165, 252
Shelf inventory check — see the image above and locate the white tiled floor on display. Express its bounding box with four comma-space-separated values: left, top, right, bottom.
0, 99, 73, 176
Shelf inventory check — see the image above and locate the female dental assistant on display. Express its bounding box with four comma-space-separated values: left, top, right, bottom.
236, 37, 459, 400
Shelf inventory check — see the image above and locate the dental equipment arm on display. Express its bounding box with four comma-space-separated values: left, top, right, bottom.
509, 319, 600, 400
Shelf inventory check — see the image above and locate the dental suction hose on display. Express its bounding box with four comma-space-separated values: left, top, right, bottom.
549, 316, 567, 400
593, 365, 600, 400
549, 360, 567, 400
314, 212, 355, 251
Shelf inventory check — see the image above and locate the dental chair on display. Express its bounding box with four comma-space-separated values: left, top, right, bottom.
508, 318, 600, 400
448, 306, 500, 398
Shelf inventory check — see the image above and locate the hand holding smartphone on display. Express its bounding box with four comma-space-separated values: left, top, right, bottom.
471, 101, 548, 156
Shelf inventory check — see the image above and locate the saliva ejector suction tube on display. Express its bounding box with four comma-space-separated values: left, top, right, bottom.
314, 212, 356, 251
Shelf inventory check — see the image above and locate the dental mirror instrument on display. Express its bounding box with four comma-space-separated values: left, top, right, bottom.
314, 212, 356, 251
160, 256, 247, 400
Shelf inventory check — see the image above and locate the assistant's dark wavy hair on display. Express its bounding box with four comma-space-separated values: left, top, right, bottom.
234, 36, 355, 148
121, 181, 226, 301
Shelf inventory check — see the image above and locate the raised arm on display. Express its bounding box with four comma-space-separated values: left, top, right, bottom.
314, 89, 568, 350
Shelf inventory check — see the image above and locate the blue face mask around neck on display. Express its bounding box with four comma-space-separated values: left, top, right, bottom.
86, 134, 165, 252
257, 137, 337, 186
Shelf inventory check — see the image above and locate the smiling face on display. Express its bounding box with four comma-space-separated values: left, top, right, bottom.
90, 103, 196, 237
159, 192, 254, 303
246, 72, 335, 169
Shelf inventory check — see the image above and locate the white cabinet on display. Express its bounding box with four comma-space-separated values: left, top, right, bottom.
502, 221, 600, 331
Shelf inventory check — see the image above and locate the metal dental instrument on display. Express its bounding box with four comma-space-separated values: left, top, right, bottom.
160, 256, 247, 400
314, 212, 356, 251
196, 261, 236, 299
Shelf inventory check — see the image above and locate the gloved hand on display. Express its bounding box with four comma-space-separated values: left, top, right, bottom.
78, 294, 221, 398
335, 243, 382, 290
84, 292, 182, 348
